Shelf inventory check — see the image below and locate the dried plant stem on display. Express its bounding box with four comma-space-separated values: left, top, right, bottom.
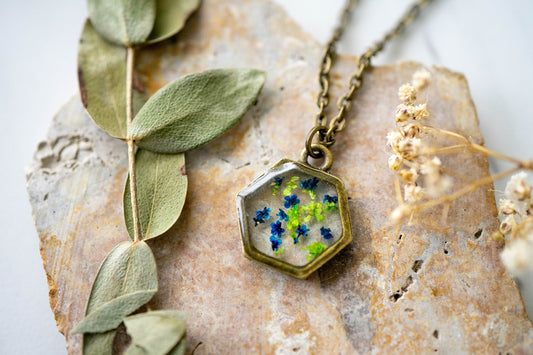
420, 124, 524, 165
413, 167, 522, 215
126, 46, 142, 242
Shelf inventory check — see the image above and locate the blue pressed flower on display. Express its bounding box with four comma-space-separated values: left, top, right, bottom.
277, 208, 288, 221
253, 207, 271, 226
284, 194, 300, 208
320, 226, 334, 240
295, 225, 310, 238
273, 176, 284, 186
271, 221, 285, 237
270, 235, 282, 251
292, 224, 310, 244
323, 195, 338, 204
300, 177, 319, 191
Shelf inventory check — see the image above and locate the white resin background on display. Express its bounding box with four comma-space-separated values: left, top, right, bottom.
1, 0, 533, 353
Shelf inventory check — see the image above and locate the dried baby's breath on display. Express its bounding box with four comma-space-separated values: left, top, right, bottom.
386, 68, 533, 278
398, 83, 417, 102
412, 69, 431, 90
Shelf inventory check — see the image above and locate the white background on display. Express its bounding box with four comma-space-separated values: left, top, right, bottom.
1, 0, 532, 353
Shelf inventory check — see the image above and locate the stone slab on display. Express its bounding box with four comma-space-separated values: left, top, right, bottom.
26, 0, 533, 353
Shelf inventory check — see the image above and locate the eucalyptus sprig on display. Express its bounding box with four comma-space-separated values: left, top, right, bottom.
70, 1, 266, 354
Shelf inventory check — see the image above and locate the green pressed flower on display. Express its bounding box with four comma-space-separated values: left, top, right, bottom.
302, 201, 324, 223
273, 247, 285, 257
270, 176, 284, 195
286, 205, 301, 230
323, 195, 338, 211
303, 189, 316, 200
303, 242, 328, 261
283, 176, 299, 196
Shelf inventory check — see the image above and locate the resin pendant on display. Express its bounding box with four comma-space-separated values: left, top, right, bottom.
237, 159, 352, 279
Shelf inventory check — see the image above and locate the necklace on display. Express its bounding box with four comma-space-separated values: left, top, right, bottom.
237, 0, 432, 279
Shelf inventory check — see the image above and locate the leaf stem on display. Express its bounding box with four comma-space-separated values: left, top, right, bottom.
126, 46, 142, 242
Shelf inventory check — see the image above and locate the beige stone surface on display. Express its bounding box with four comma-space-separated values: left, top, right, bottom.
26, 0, 533, 353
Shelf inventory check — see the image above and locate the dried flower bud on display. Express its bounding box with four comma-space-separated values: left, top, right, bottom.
388, 154, 403, 171
404, 183, 423, 203
391, 204, 412, 224
420, 157, 442, 176
499, 199, 516, 215
399, 168, 418, 183
399, 84, 417, 102
490, 231, 506, 243
395, 104, 414, 122
425, 174, 452, 199
501, 237, 533, 276
505, 172, 532, 201
386, 131, 403, 150
413, 103, 429, 120
412, 69, 431, 90
397, 137, 421, 160
401, 123, 421, 138
500, 215, 517, 235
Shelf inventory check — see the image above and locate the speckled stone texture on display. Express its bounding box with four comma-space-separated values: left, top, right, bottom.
26, 0, 533, 353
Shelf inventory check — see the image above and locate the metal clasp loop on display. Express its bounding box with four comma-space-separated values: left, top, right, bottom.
300, 143, 334, 171
305, 125, 334, 159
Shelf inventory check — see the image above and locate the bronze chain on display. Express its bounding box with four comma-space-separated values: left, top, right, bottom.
305, 0, 433, 161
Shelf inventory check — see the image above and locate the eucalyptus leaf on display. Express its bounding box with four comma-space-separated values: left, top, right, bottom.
78, 20, 147, 139
129, 68, 266, 153
83, 331, 116, 355
147, 0, 200, 44
124, 311, 187, 355
168, 340, 186, 355
71, 241, 157, 335
124, 149, 188, 241
88, 0, 156, 46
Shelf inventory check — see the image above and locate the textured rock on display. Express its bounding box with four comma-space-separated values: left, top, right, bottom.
26, 0, 533, 353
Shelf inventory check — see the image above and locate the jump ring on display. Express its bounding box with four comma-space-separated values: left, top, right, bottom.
300, 143, 334, 171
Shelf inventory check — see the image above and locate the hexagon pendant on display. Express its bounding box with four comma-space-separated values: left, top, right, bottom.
237, 159, 352, 279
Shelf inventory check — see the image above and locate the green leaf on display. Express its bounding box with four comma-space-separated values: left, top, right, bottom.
87, 0, 156, 46
78, 20, 147, 139
168, 340, 186, 355
83, 331, 116, 355
124, 149, 188, 241
147, 0, 200, 44
124, 311, 187, 355
129, 68, 266, 153
71, 241, 158, 335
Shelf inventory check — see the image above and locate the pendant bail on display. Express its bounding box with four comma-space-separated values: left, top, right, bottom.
301, 143, 334, 171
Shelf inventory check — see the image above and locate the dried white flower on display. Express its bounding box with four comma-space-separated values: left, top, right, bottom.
412, 69, 431, 90
388, 154, 403, 171
501, 237, 533, 276
391, 204, 412, 224
526, 200, 533, 216
398, 83, 417, 102
505, 172, 532, 201
413, 103, 429, 120
399, 168, 418, 183
401, 123, 421, 138
395, 103, 414, 122
425, 175, 452, 199
387, 131, 403, 150
420, 157, 442, 176
397, 137, 421, 160
500, 215, 518, 235
499, 199, 516, 215
404, 183, 423, 203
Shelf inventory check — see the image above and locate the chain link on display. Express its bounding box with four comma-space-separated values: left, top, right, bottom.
307, 0, 433, 157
